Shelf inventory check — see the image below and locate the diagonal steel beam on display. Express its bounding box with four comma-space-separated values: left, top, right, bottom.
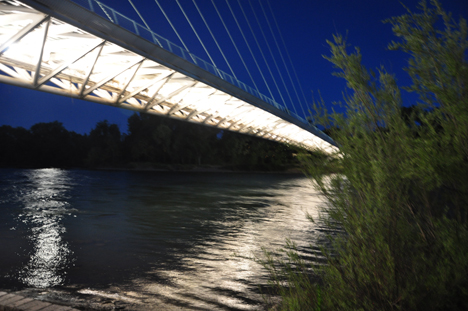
0, 0, 336, 153
166, 88, 197, 115
167, 87, 216, 116
226, 109, 257, 130
82, 57, 144, 97
33, 17, 50, 86
50, 77, 77, 91
186, 109, 200, 120
175, 91, 225, 120
216, 104, 255, 129
0, 14, 48, 55
237, 118, 260, 132
16, 67, 31, 80
226, 107, 257, 130
79, 41, 105, 96
0, 13, 41, 26
202, 114, 215, 124
167, 103, 181, 115
0, 5, 36, 13
226, 119, 242, 130
118, 70, 173, 104
215, 117, 228, 127
168, 102, 194, 117
246, 128, 259, 135
142, 73, 174, 109
215, 104, 250, 128
256, 120, 284, 137
145, 81, 197, 111
114, 58, 145, 104
0, 63, 22, 79
37, 40, 105, 88
180, 90, 218, 121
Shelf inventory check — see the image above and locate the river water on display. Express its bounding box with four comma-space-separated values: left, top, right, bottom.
0, 168, 327, 310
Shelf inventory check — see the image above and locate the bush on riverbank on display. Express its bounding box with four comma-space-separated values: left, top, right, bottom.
262, 1, 468, 310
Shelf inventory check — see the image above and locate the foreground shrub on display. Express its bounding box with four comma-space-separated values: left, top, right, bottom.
262, 1, 468, 310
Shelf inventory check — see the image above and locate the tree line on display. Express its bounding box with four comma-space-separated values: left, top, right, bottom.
0, 112, 299, 171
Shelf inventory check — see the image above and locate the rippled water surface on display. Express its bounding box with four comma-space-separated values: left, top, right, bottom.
0, 168, 326, 310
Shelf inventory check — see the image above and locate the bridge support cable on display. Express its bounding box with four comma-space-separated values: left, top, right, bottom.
192, 0, 236, 80
152, 0, 191, 60
0, 0, 337, 153
174, 0, 218, 72
210, 0, 259, 94
245, 0, 289, 114
257, 0, 297, 117
264, 0, 308, 121
127, 0, 151, 31
224, 0, 276, 102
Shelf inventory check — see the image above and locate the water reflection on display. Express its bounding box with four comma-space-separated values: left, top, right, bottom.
0, 169, 327, 310
18, 168, 72, 288
125, 175, 325, 310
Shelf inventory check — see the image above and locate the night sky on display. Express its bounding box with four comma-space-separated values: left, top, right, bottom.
0, 0, 466, 134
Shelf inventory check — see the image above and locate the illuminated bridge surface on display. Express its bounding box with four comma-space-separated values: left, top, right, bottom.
0, 0, 337, 152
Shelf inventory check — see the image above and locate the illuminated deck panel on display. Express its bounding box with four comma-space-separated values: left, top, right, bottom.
0, 0, 337, 153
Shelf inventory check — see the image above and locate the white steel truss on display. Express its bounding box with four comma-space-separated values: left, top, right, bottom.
0, 0, 338, 153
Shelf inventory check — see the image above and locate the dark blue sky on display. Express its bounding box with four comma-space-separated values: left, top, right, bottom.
0, 0, 466, 134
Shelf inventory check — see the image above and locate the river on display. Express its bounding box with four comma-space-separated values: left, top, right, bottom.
0, 168, 327, 310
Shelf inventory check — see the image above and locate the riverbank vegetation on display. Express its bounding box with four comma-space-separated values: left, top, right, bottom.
0, 112, 298, 171
262, 1, 468, 310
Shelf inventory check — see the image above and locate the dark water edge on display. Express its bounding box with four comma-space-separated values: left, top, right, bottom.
0, 162, 304, 175
0, 168, 329, 310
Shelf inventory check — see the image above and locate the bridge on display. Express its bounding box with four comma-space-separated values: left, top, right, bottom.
0, 0, 337, 153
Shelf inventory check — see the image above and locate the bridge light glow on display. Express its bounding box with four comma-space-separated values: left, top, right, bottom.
0, 0, 338, 153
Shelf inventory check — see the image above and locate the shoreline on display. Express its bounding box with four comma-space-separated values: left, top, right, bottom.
94, 165, 304, 174
0, 164, 305, 175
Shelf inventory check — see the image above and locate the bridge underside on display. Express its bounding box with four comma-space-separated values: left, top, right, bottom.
0, 0, 337, 153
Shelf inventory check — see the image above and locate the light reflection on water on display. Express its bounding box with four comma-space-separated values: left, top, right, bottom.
17, 168, 73, 288
0, 169, 327, 310
122, 174, 325, 310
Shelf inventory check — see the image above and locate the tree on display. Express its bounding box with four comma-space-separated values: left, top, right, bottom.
85, 120, 122, 167
124, 113, 159, 162
29, 121, 73, 167
0, 125, 31, 166
263, 1, 468, 310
